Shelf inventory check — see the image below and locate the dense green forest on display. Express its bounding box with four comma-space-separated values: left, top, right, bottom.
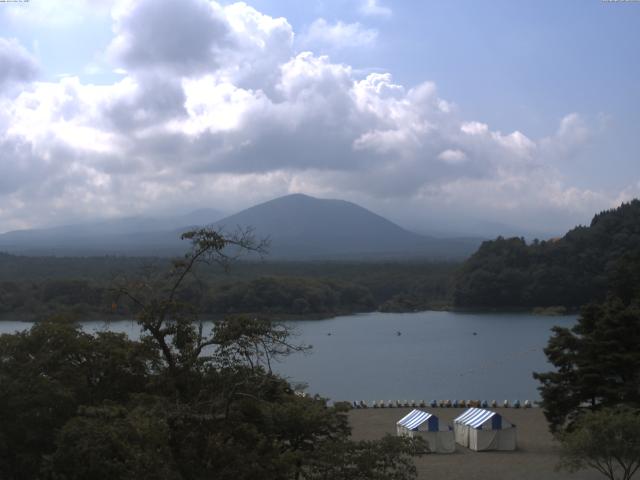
453, 200, 640, 309
0, 254, 457, 321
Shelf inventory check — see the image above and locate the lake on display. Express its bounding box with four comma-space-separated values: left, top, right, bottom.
0, 311, 574, 403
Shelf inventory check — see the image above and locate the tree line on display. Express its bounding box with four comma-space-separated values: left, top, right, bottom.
0, 258, 457, 321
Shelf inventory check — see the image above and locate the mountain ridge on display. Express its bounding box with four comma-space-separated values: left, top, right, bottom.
0, 194, 481, 259
211, 193, 480, 259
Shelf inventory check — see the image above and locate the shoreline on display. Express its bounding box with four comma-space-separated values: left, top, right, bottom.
0, 306, 578, 323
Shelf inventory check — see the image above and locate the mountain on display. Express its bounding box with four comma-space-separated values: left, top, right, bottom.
0, 209, 223, 256
413, 220, 558, 242
0, 195, 480, 259
213, 194, 480, 259
453, 199, 640, 309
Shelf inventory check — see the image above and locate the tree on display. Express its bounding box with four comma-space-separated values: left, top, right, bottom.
0, 227, 424, 479
534, 253, 640, 433
112, 227, 271, 395
558, 407, 640, 480
305, 435, 425, 480
534, 296, 640, 432
0, 318, 156, 480
3, 227, 427, 480
46, 402, 179, 480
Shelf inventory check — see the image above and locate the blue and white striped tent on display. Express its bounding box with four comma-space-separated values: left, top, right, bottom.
397, 409, 439, 432
454, 408, 503, 430
396, 409, 455, 453
453, 408, 516, 451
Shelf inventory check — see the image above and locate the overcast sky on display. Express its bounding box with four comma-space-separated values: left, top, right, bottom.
0, 0, 638, 236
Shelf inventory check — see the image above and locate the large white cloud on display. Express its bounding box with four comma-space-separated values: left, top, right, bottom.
0, 38, 38, 89
0, 0, 634, 234
108, 0, 230, 74
301, 18, 378, 49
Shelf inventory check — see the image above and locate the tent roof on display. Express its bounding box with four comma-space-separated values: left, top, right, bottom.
397, 409, 434, 430
454, 408, 498, 429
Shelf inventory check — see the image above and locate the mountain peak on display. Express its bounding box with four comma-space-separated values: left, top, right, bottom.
0, 194, 480, 259
280, 193, 314, 200
213, 194, 479, 259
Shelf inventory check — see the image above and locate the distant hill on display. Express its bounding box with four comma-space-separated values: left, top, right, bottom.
0, 209, 223, 256
0, 194, 480, 259
414, 220, 558, 242
453, 199, 640, 309
213, 194, 480, 260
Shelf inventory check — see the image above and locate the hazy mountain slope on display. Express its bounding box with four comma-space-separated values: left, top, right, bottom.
0, 209, 222, 256
0, 195, 480, 259
214, 194, 479, 259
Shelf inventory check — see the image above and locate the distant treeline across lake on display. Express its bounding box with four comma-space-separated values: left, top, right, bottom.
0, 256, 457, 321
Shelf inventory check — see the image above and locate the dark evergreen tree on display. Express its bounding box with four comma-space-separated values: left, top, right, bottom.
534, 253, 640, 433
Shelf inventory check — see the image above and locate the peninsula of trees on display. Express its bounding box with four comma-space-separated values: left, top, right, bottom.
453, 200, 640, 310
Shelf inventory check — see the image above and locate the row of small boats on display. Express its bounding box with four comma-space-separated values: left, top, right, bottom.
351, 399, 533, 409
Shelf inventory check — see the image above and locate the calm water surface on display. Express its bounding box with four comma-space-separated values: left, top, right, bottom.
0, 311, 575, 402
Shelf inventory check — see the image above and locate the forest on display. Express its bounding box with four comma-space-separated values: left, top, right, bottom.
453, 200, 640, 310
0, 254, 456, 321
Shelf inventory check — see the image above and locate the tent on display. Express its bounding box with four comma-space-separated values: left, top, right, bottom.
396, 409, 455, 453
453, 408, 517, 451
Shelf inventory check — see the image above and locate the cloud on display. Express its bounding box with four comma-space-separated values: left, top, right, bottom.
538, 112, 593, 162
438, 149, 467, 164
108, 0, 294, 89
1, 0, 114, 27
0, 1, 631, 235
0, 38, 38, 89
359, 0, 392, 17
302, 18, 377, 48
461, 121, 489, 136
108, 0, 231, 74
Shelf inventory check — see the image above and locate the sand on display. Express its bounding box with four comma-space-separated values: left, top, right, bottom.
348, 407, 602, 480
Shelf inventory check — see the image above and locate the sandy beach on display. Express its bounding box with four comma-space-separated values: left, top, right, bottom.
349, 407, 602, 480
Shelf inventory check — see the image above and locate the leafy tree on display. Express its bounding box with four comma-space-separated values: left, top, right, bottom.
46, 402, 179, 480
0, 319, 156, 480
1, 227, 424, 480
111, 228, 422, 480
112, 228, 271, 393
306, 435, 424, 480
558, 407, 640, 480
534, 253, 640, 432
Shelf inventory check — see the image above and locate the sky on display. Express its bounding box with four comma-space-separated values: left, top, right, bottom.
0, 0, 638, 236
